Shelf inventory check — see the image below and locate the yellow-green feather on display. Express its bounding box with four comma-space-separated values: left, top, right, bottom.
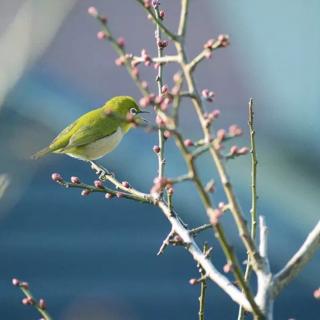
31, 96, 141, 160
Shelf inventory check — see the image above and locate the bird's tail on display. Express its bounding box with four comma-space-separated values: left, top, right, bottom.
31, 147, 51, 160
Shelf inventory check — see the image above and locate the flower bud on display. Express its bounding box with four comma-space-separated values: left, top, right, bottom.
12, 278, 20, 286
117, 37, 125, 48
217, 34, 230, 47
20, 282, 29, 289
223, 263, 233, 273
229, 145, 238, 156
184, 139, 194, 147
105, 192, 113, 199
81, 189, 91, 196
22, 297, 34, 305
87, 6, 98, 17
38, 299, 46, 310
237, 147, 249, 155
159, 10, 165, 19
153, 145, 161, 153
97, 31, 107, 40
189, 278, 198, 286
122, 181, 130, 188
51, 173, 62, 182
94, 180, 104, 188
313, 288, 320, 299
70, 176, 81, 184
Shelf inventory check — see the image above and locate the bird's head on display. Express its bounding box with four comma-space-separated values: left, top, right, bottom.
103, 96, 148, 131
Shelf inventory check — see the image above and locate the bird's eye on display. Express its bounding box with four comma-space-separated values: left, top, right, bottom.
130, 108, 138, 115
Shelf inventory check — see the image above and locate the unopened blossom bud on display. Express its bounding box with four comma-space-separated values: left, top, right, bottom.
152, 0, 160, 8
122, 181, 130, 188
216, 129, 226, 141
153, 145, 161, 153
87, 6, 98, 17
139, 96, 151, 108
161, 84, 168, 94
155, 114, 165, 126
22, 297, 34, 305
237, 147, 249, 155
159, 10, 165, 19
208, 208, 223, 225
189, 278, 198, 286
115, 56, 125, 66
117, 37, 125, 48
141, 81, 149, 89
155, 95, 164, 105
313, 288, 320, 299
223, 262, 233, 273
157, 40, 168, 49
204, 38, 215, 49
81, 189, 91, 196
70, 176, 81, 184
210, 109, 220, 119
105, 192, 113, 199
184, 139, 194, 147
171, 85, 180, 96
202, 89, 215, 102
143, 0, 151, 8
97, 31, 107, 40
94, 180, 104, 188
51, 173, 62, 182
38, 299, 46, 310
218, 34, 230, 47
229, 124, 242, 137
229, 145, 238, 156
12, 278, 20, 286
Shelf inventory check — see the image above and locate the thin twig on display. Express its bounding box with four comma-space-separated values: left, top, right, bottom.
198, 243, 208, 320
238, 98, 258, 320
190, 224, 212, 236
154, 5, 166, 187
12, 279, 52, 320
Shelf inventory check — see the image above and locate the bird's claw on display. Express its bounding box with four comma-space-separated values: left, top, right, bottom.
89, 161, 115, 180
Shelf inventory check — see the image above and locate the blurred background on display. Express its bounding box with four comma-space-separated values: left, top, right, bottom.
0, 0, 319, 319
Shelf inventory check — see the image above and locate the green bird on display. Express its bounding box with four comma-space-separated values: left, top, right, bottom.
31, 96, 146, 162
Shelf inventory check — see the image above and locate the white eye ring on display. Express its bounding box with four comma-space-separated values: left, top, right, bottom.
130, 108, 138, 115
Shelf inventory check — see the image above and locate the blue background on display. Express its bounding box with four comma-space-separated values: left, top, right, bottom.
0, 0, 319, 319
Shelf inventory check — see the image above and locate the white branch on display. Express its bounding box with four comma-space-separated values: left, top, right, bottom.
273, 219, 320, 297
157, 200, 253, 312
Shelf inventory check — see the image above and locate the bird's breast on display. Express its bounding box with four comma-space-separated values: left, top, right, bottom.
67, 127, 124, 160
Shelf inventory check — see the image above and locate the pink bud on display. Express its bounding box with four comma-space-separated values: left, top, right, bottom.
70, 176, 80, 184
155, 115, 165, 127
131, 67, 139, 78
163, 130, 171, 139
122, 181, 130, 188
81, 189, 91, 196
167, 187, 174, 195
189, 278, 198, 286
139, 96, 151, 108
313, 288, 320, 299
159, 10, 165, 19
157, 40, 168, 49
39, 299, 46, 310
223, 263, 233, 273
184, 139, 194, 147
229, 124, 242, 137
209, 208, 223, 225
237, 147, 249, 155
115, 56, 125, 66
230, 145, 238, 156
51, 173, 62, 182
105, 192, 113, 199
218, 34, 230, 47
141, 81, 149, 89
143, 0, 151, 8
87, 6, 98, 17
210, 109, 220, 119
22, 297, 34, 305
216, 129, 226, 141
116, 192, 124, 198
12, 278, 20, 286
155, 95, 164, 105
153, 145, 161, 153
117, 37, 125, 48
97, 31, 107, 40
161, 85, 168, 94
94, 180, 104, 188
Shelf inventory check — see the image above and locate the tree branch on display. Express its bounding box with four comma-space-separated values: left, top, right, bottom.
273, 220, 320, 297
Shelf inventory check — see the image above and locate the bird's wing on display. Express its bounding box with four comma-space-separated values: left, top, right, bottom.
61, 122, 118, 151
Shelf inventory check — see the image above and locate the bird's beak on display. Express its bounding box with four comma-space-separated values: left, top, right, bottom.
138, 110, 149, 123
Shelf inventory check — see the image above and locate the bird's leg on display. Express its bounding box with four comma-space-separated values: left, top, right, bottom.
89, 161, 114, 180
